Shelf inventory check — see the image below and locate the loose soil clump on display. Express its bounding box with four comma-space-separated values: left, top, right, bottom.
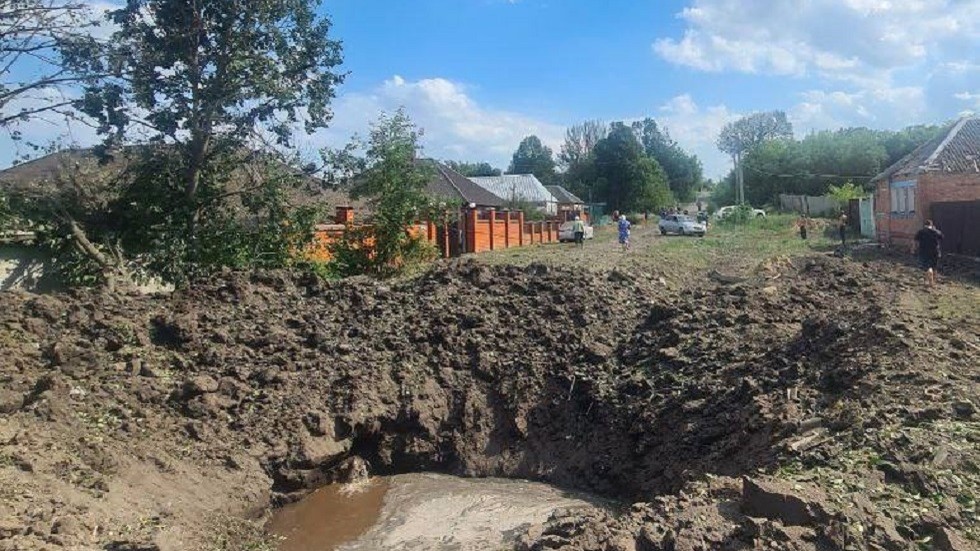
0, 256, 976, 550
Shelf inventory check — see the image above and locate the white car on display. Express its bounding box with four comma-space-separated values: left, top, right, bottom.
714, 205, 766, 219
659, 215, 706, 236
558, 221, 594, 242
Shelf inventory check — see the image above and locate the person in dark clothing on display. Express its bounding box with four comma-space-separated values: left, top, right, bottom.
912, 219, 943, 286
797, 215, 809, 240
838, 214, 848, 247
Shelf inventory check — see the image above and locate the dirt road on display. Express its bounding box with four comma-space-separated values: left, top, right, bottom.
0, 219, 977, 550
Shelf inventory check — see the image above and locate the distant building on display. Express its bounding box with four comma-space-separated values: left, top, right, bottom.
469, 174, 557, 215
422, 161, 504, 210
871, 115, 980, 256
545, 185, 586, 221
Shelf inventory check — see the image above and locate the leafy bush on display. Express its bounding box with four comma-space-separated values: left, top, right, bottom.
827, 181, 865, 204
330, 109, 438, 278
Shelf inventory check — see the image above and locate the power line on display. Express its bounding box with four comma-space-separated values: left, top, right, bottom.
741, 162, 879, 180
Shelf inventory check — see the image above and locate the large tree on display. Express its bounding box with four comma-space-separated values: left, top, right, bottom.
508, 135, 557, 185
632, 118, 702, 202
592, 123, 672, 213
558, 120, 607, 169
736, 124, 945, 207
556, 121, 607, 202
333, 109, 434, 277
0, 0, 99, 129
61, 0, 345, 280
717, 110, 793, 204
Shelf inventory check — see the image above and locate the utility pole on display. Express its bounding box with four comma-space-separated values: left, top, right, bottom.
737, 154, 745, 204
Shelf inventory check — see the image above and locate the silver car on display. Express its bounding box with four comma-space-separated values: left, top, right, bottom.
659, 214, 706, 236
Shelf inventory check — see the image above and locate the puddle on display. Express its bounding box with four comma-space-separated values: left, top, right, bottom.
267, 473, 603, 551
267, 478, 390, 551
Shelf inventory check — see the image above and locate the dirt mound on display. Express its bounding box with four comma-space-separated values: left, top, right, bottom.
0, 257, 976, 550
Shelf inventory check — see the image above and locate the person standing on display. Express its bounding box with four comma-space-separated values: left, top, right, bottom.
838, 214, 848, 247
572, 215, 586, 248
912, 220, 943, 287
617, 215, 631, 252
797, 215, 809, 240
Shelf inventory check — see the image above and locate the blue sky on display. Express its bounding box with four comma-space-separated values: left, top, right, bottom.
3, 0, 979, 178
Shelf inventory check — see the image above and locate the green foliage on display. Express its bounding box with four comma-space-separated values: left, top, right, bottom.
631, 118, 703, 202
716, 204, 755, 226
322, 226, 375, 279
3, 151, 128, 286
29, 0, 346, 287
332, 109, 437, 278
736, 125, 943, 207
73, 0, 344, 149
505, 197, 546, 221
558, 120, 608, 169
709, 179, 736, 211
6, 148, 325, 287
0, 191, 14, 229
827, 181, 865, 203
508, 136, 557, 185
717, 111, 794, 159
444, 160, 501, 177
592, 123, 673, 213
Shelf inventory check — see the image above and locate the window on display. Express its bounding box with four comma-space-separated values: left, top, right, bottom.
889, 180, 916, 217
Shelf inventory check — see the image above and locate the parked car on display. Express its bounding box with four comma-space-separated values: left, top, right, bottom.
558, 220, 595, 242
714, 205, 766, 219
659, 215, 706, 236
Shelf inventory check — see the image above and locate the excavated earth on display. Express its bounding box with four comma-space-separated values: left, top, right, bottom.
0, 256, 977, 550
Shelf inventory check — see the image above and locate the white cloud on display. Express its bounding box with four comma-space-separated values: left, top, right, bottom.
0, 88, 100, 167
789, 86, 928, 131
653, 0, 980, 85
655, 94, 740, 180
954, 92, 980, 110
302, 75, 565, 168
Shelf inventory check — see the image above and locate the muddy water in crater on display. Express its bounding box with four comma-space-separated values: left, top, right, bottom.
267, 473, 604, 551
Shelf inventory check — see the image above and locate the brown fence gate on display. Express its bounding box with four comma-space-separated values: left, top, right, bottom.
931, 200, 980, 257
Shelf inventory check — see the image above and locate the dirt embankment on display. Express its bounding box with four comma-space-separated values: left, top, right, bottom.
0, 257, 977, 550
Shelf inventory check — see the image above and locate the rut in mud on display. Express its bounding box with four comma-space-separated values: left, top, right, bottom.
0, 257, 976, 550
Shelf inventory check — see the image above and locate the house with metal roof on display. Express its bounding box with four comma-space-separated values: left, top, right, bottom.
871, 115, 980, 256
469, 174, 558, 215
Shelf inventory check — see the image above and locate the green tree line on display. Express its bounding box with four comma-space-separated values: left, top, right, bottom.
483, 118, 704, 214
712, 111, 943, 208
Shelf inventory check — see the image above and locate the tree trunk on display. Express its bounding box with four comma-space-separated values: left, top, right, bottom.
68, 219, 130, 292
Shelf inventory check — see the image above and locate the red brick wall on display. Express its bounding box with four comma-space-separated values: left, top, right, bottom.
466, 211, 558, 253
920, 173, 980, 204
875, 173, 980, 247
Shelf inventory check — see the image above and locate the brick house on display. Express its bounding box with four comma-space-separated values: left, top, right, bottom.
871, 116, 980, 256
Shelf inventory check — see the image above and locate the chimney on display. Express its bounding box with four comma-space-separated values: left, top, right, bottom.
335, 206, 354, 225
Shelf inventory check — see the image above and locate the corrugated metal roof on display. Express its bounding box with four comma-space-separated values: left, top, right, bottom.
873, 116, 980, 181
545, 185, 584, 204
469, 174, 556, 204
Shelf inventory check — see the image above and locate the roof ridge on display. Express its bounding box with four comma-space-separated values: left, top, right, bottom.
433, 162, 466, 199
923, 116, 971, 169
